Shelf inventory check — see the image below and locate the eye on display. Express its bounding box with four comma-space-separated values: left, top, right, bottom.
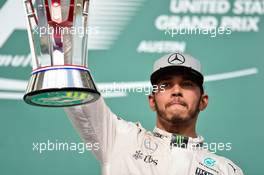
181, 81, 194, 87
159, 81, 171, 89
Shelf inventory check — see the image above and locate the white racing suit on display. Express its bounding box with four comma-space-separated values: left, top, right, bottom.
64, 97, 244, 175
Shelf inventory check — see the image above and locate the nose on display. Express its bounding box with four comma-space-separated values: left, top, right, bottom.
171, 84, 183, 97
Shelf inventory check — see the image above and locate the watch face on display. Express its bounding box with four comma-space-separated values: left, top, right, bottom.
24, 90, 96, 107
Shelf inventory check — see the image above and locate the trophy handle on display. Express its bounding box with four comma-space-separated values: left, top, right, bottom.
24, 0, 40, 69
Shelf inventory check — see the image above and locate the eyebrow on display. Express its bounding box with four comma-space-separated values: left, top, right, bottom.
160, 75, 194, 81
182, 75, 195, 81
159, 76, 173, 82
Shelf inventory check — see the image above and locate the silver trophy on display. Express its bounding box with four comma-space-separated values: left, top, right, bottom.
23, 0, 100, 107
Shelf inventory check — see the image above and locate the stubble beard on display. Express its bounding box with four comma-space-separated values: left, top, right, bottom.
154, 98, 201, 125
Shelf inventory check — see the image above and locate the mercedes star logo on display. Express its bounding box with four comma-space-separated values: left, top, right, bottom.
144, 138, 158, 154
167, 53, 185, 65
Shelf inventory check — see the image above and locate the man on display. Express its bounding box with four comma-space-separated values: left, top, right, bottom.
64, 52, 243, 175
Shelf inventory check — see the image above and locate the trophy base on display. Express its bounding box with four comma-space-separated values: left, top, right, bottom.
23, 66, 100, 107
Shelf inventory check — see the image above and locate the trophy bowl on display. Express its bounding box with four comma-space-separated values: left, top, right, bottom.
23, 0, 100, 107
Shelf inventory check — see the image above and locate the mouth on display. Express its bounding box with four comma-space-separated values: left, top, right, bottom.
166, 98, 187, 109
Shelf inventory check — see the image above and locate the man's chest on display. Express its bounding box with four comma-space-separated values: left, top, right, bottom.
108, 135, 206, 175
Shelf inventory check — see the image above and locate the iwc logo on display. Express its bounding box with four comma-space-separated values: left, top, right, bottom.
167, 53, 185, 65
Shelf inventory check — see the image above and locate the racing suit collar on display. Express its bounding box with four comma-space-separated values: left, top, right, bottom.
152, 127, 204, 150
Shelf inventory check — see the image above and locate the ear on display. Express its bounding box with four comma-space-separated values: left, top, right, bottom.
199, 94, 208, 111
148, 94, 156, 111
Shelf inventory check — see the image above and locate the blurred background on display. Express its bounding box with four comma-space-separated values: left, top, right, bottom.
0, 0, 263, 174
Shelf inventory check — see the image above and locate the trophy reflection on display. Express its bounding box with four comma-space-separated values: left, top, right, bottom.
23, 0, 100, 107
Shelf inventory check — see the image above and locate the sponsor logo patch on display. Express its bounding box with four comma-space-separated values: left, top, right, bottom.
132, 150, 158, 166
195, 167, 214, 175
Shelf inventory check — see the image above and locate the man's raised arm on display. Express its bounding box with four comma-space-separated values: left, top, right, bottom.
64, 97, 119, 163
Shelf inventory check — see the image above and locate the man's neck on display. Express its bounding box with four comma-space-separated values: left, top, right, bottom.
156, 116, 198, 138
